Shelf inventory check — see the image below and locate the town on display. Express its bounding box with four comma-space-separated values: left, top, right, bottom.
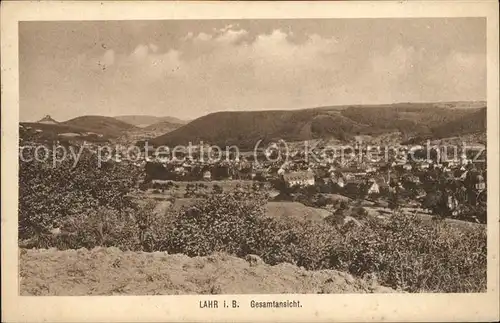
20, 120, 486, 224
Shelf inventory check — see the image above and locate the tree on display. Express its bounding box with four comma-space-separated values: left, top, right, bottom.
388, 187, 401, 211
212, 184, 223, 194
19, 149, 139, 239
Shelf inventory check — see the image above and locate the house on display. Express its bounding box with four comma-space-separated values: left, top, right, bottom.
330, 171, 346, 188
474, 174, 486, 192
446, 194, 460, 212
283, 171, 315, 188
402, 164, 412, 171
366, 166, 377, 173
458, 170, 468, 181
336, 176, 346, 188
203, 170, 212, 181
174, 166, 186, 175
366, 181, 380, 195
419, 162, 430, 170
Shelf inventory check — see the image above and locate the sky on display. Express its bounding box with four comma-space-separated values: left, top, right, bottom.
19, 18, 486, 122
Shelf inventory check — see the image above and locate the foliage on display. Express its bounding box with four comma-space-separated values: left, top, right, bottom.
387, 191, 400, 211
160, 192, 268, 256
150, 103, 484, 149
19, 149, 141, 239
154, 195, 485, 292
212, 184, 223, 194
57, 207, 140, 250
20, 162, 487, 293
327, 212, 486, 292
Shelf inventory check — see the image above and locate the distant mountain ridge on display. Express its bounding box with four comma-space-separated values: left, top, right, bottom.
114, 115, 188, 127
61, 116, 138, 137
143, 120, 184, 132
150, 101, 486, 149
21, 115, 138, 141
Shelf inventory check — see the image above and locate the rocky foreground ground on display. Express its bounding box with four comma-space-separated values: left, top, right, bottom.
20, 247, 396, 295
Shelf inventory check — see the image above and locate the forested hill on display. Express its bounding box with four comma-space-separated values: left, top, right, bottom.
150, 101, 486, 149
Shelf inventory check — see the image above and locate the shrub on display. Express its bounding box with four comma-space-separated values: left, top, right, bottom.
19, 178, 487, 293
160, 192, 268, 256
65, 207, 139, 250
212, 184, 223, 194
158, 195, 486, 292
326, 212, 487, 292
22, 206, 141, 251
160, 191, 338, 270
352, 206, 368, 219
19, 151, 139, 239
457, 203, 487, 224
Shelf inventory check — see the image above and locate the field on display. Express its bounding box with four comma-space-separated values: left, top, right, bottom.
20, 248, 394, 295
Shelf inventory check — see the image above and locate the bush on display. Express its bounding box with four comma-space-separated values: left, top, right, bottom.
457, 203, 487, 223
19, 178, 487, 293
19, 151, 139, 239
20, 207, 141, 251
58, 207, 140, 250
326, 212, 486, 292
158, 195, 486, 292
160, 192, 268, 256
212, 184, 223, 194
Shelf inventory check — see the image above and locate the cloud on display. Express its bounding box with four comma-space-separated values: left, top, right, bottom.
350, 45, 486, 104
182, 32, 194, 41
215, 28, 248, 44
21, 22, 485, 121
80, 29, 348, 116
438, 50, 486, 98
101, 50, 115, 65
131, 44, 150, 60
194, 32, 212, 42
149, 43, 159, 53
85, 29, 484, 116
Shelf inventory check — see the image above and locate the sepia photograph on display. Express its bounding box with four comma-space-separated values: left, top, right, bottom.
2, 1, 499, 322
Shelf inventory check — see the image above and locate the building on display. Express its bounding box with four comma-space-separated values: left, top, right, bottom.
366, 182, 380, 195
474, 174, 486, 192
366, 166, 377, 173
283, 171, 315, 188
402, 164, 412, 171
336, 176, 346, 188
419, 162, 430, 170
203, 170, 212, 181
329, 171, 346, 188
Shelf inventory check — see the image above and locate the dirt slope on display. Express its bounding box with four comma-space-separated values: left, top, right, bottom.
20, 248, 395, 295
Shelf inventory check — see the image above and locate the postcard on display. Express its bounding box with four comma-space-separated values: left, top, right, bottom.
1, 1, 499, 322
